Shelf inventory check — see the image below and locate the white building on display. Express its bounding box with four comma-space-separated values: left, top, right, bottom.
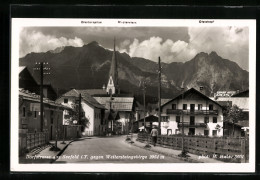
213, 89, 249, 136
56, 89, 106, 136
160, 88, 224, 137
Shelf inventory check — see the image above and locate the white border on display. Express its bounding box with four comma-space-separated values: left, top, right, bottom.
11, 18, 256, 172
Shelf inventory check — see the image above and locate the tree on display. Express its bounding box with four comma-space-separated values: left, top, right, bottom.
224, 104, 244, 137
70, 101, 90, 132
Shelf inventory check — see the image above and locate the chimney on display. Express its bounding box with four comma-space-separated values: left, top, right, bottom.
199, 86, 205, 94
102, 84, 106, 90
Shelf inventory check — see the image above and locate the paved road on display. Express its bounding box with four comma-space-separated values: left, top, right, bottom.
54, 136, 186, 163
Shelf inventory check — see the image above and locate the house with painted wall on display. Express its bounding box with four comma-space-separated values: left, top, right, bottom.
93, 95, 134, 135
56, 89, 106, 136
160, 88, 224, 137
19, 88, 75, 156
212, 89, 249, 137
19, 88, 71, 139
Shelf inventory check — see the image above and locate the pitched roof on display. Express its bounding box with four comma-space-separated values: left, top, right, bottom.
232, 90, 249, 97
19, 88, 71, 110
214, 96, 248, 110
216, 101, 232, 107
76, 89, 107, 96
94, 96, 134, 111
61, 89, 105, 109
19, 66, 26, 74
161, 99, 172, 106
161, 88, 222, 108
229, 98, 249, 110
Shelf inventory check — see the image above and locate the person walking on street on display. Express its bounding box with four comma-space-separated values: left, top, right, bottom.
150, 126, 158, 146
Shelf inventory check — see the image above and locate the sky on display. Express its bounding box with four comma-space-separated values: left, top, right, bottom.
19, 26, 249, 70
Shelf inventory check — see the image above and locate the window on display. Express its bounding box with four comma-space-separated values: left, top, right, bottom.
212, 130, 217, 136
209, 104, 213, 110
198, 104, 202, 110
204, 117, 209, 123
51, 118, 53, 124
213, 117, 217, 123
23, 107, 26, 117
190, 116, 195, 125
51, 110, 54, 116
172, 104, 176, 110
64, 98, 68, 103
204, 130, 209, 136
190, 104, 195, 111
34, 111, 37, 118
161, 116, 169, 122
176, 116, 180, 123
183, 104, 187, 110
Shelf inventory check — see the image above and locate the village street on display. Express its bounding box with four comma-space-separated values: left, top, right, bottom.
54, 135, 186, 163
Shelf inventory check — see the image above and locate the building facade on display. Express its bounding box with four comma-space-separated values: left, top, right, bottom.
133, 115, 158, 133
213, 89, 249, 137
19, 88, 71, 140
56, 89, 106, 136
161, 88, 224, 137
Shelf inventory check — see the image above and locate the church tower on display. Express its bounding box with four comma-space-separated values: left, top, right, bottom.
106, 38, 119, 95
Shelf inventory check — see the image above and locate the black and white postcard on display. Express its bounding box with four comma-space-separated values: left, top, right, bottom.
11, 18, 256, 172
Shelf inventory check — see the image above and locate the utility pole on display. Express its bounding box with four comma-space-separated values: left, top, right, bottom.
78, 93, 81, 125
40, 62, 44, 132
33, 62, 50, 132
181, 87, 185, 156
158, 57, 162, 135
142, 80, 146, 131
108, 91, 114, 135
142, 80, 150, 148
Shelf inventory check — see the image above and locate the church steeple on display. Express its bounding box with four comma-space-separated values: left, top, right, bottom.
106, 37, 119, 95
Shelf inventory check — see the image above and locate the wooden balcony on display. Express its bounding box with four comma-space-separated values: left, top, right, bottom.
166, 109, 218, 115
177, 122, 207, 128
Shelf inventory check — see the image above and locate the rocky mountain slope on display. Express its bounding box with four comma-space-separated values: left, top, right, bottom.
19, 41, 249, 99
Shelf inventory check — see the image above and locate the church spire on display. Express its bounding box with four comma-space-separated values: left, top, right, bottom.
106, 37, 119, 95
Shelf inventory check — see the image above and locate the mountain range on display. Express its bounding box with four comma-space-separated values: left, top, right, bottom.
19, 41, 249, 101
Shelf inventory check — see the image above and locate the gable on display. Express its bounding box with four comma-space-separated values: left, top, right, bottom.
162, 88, 222, 109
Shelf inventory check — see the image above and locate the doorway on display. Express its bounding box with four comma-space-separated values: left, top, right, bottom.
50, 125, 53, 140
189, 128, 195, 135
167, 129, 172, 135
190, 104, 195, 113
190, 116, 195, 125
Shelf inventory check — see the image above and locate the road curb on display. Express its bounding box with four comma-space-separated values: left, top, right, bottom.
50, 137, 90, 163
125, 139, 202, 163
